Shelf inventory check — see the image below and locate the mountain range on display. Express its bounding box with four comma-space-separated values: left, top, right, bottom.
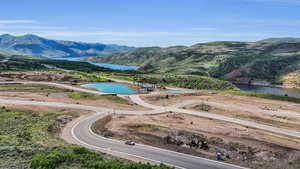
1, 34, 299, 88
0, 34, 134, 58
85, 38, 300, 88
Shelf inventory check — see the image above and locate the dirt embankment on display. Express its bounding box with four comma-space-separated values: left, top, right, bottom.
184, 103, 300, 131
142, 94, 300, 130
0, 73, 87, 82
143, 93, 300, 114
0, 91, 149, 111
94, 112, 300, 169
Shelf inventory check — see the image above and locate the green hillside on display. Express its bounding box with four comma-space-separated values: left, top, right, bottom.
259, 37, 300, 44
85, 40, 300, 87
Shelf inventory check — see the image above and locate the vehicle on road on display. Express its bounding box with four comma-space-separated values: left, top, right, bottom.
125, 140, 135, 146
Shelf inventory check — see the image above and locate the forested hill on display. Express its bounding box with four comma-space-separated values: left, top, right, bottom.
0, 34, 134, 58
85, 39, 300, 88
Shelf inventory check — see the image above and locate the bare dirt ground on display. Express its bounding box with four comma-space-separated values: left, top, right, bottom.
0, 104, 91, 117
0, 73, 87, 83
142, 93, 300, 113
142, 94, 300, 131
0, 91, 148, 111
183, 103, 300, 131
95, 112, 300, 169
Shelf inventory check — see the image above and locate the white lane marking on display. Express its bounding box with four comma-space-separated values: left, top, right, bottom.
70, 113, 185, 169
87, 113, 249, 169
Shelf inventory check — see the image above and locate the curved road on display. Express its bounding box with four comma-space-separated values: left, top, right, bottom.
0, 98, 245, 169
172, 100, 300, 118
1, 81, 300, 168
0, 98, 299, 168
129, 95, 300, 138
73, 112, 246, 169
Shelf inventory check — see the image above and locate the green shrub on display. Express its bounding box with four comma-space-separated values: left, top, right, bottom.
134, 75, 235, 90
68, 92, 129, 104
30, 152, 67, 169
223, 90, 300, 104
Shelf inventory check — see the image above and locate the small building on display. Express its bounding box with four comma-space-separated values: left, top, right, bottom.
139, 83, 155, 92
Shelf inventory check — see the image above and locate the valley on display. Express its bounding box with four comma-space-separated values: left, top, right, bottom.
2, 1, 300, 169
85, 40, 300, 89
1, 34, 300, 169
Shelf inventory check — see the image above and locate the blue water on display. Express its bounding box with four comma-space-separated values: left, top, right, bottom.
52, 57, 81, 61
52, 57, 139, 71
165, 90, 183, 94
82, 83, 137, 94
91, 62, 139, 71
236, 84, 300, 99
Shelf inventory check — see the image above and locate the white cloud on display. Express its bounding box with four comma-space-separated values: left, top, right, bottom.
0, 25, 67, 30
0, 20, 38, 24
37, 31, 194, 38
0, 19, 297, 47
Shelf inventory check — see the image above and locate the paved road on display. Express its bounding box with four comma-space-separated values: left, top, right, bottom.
172, 100, 300, 118
0, 98, 245, 169
1, 97, 299, 168
129, 95, 300, 138
73, 112, 247, 169
1, 81, 300, 168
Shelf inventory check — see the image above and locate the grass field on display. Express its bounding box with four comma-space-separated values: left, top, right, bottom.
0, 84, 68, 92
68, 92, 129, 104
0, 107, 171, 169
129, 123, 166, 132
222, 90, 300, 104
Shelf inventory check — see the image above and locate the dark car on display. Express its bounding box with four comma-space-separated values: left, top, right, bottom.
125, 140, 135, 146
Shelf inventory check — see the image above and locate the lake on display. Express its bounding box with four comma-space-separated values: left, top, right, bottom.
52, 57, 139, 71
90, 62, 139, 71
81, 83, 137, 95
236, 84, 300, 99
52, 57, 81, 61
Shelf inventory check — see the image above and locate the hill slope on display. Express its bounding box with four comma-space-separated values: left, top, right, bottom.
259, 37, 300, 44
85, 40, 300, 87
0, 34, 134, 58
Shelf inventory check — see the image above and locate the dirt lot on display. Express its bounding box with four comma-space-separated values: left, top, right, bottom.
142, 94, 300, 130
0, 73, 87, 83
0, 91, 149, 111
0, 104, 91, 116
183, 103, 300, 131
94, 112, 300, 169
142, 93, 300, 113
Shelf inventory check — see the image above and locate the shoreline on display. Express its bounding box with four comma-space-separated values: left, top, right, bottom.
232, 82, 300, 90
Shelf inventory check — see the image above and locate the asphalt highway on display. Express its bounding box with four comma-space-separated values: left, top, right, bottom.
72, 112, 247, 169
1, 81, 300, 168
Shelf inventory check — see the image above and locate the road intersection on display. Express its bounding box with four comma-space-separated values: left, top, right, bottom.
1, 81, 300, 168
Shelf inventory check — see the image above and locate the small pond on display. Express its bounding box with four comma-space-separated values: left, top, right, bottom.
81, 83, 137, 95
164, 90, 183, 94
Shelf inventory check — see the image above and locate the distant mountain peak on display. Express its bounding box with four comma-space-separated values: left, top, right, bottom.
0, 33, 135, 58
0, 33, 14, 38
21, 34, 41, 38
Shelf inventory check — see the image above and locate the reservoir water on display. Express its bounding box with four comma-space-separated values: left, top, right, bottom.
52, 57, 139, 71
52, 57, 300, 98
91, 62, 139, 71
236, 84, 300, 99
81, 83, 137, 95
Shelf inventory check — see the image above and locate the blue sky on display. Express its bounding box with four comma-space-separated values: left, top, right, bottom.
0, 0, 300, 47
